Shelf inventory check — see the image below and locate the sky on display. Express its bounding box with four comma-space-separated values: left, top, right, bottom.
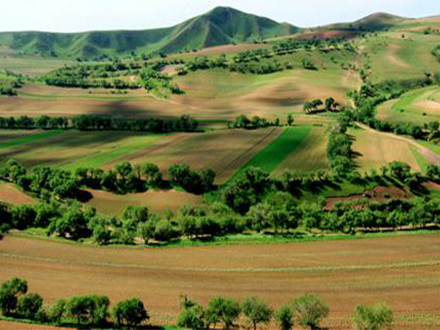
1, 0, 439, 33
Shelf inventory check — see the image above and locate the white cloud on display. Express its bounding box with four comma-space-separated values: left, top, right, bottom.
0, 0, 439, 32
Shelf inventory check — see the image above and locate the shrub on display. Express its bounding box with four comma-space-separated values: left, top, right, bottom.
292, 293, 329, 330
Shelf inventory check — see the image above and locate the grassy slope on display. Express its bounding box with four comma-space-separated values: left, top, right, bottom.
0, 7, 298, 59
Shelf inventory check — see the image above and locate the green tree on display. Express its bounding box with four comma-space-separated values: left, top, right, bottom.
112, 298, 149, 328
275, 305, 294, 330
353, 303, 394, 330
0, 278, 28, 316
287, 114, 294, 126
49, 299, 66, 324
241, 296, 273, 330
17, 293, 44, 319
292, 293, 329, 330
207, 297, 241, 330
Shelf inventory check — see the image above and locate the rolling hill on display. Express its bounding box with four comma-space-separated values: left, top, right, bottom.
0, 7, 299, 59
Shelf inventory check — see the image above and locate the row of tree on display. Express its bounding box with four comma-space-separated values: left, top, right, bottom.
0, 114, 199, 133
0, 278, 394, 330
228, 115, 284, 129
0, 277, 149, 328
2, 162, 440, 245
178, 294, 393, 330
0, 159, 215, 198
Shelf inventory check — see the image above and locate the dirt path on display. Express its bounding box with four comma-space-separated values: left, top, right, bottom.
356, 123, 440, 164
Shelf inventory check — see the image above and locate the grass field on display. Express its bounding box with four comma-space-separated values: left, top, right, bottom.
0, 130, 167, 169
104, 128, 284, 184
0, 57, 76, 76
1, 233, 440, 329
228, 126, 311, 181
377, 86, 440, 125
274, 126, 330, 175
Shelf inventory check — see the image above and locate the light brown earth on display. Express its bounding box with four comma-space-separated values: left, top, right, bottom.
0, 183, 36, 205
1, 234, 440, 329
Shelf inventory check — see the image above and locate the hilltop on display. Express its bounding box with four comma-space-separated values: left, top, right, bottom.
0, 6, 298, 59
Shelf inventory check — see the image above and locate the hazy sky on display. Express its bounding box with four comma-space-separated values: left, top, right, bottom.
1, 0, 439, 32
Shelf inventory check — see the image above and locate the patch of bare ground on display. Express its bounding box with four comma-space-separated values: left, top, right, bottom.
1, 234, 440, 329
0, 183, 36, 205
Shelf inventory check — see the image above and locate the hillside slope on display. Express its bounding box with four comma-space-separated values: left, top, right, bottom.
0, 7, 298, 59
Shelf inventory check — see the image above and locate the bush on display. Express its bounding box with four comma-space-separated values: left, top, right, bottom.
242, 296, 273, 330
17, 293, 44, 319
275, 306, 294, 330
353, 303, 394, 330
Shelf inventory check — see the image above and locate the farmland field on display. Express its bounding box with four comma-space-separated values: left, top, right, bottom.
1, 233, 440, 329
377, 86, 440, 125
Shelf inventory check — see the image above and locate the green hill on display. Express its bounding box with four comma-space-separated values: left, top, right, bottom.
0, 7, 299, 59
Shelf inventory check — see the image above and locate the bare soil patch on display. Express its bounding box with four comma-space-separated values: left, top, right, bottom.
0, 183, 36, 205
1, 234, 440, 329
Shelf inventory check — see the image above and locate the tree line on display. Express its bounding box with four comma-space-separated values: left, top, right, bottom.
0, 159, 215, 200
0, 114, 199, 133
0, 277, 394, 330
0, 277, 149, 329
3, 161, 440, 245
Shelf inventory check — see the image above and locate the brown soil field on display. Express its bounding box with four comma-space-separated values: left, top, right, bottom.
1, 234, 440, 329
86, 189, 203, 215
325, 186, 411, 209
0, 183, 36, 205
104, 128, 284, 184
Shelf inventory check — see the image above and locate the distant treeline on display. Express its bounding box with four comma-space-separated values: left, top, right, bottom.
0, 114, 198, 133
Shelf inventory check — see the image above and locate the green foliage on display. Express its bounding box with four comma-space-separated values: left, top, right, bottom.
0, 278, 28, 316
353, 303, 394, 330
207, 296, 241, 330
66, 294, 110, 326
241, 296, 273, 330
112, 298, 149, 328
292, 293, 329, 330
17, 293, 44, 320
275, 306, 294, 330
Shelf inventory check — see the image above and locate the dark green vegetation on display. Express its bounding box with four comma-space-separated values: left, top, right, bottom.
0, 278, 149, 329
0, 114, 199, 133
0, 7, 298, 59
0, 277, 393, 330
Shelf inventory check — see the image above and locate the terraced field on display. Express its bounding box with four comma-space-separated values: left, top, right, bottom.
1, 233, 440, 329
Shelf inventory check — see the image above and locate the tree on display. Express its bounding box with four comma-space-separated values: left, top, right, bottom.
292, 293, 329, 330
17, 293, 44, 319
177, 296, 206, 330
353, 303, 394, 330
325, 97, 336, 112
112, 298, 149, 328
207, 297, 241, 330
140, 163, 163, 187
275, 306, 294, 330
0, 278, 28, 316
241, 296, 273, 330
49, 299, 66, 324
287, 114, 294, 126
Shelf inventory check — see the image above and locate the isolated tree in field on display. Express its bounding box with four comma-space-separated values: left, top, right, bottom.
0, 278, 28, 316
112, 298, 149, 328
287, 114, 294, 126
207, 296, 241, 330
352, 303, 393, 330
17, 293, 44, 319
275, 305, 294, 330
292, 293, 329, 330
242, 296, 273, 330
